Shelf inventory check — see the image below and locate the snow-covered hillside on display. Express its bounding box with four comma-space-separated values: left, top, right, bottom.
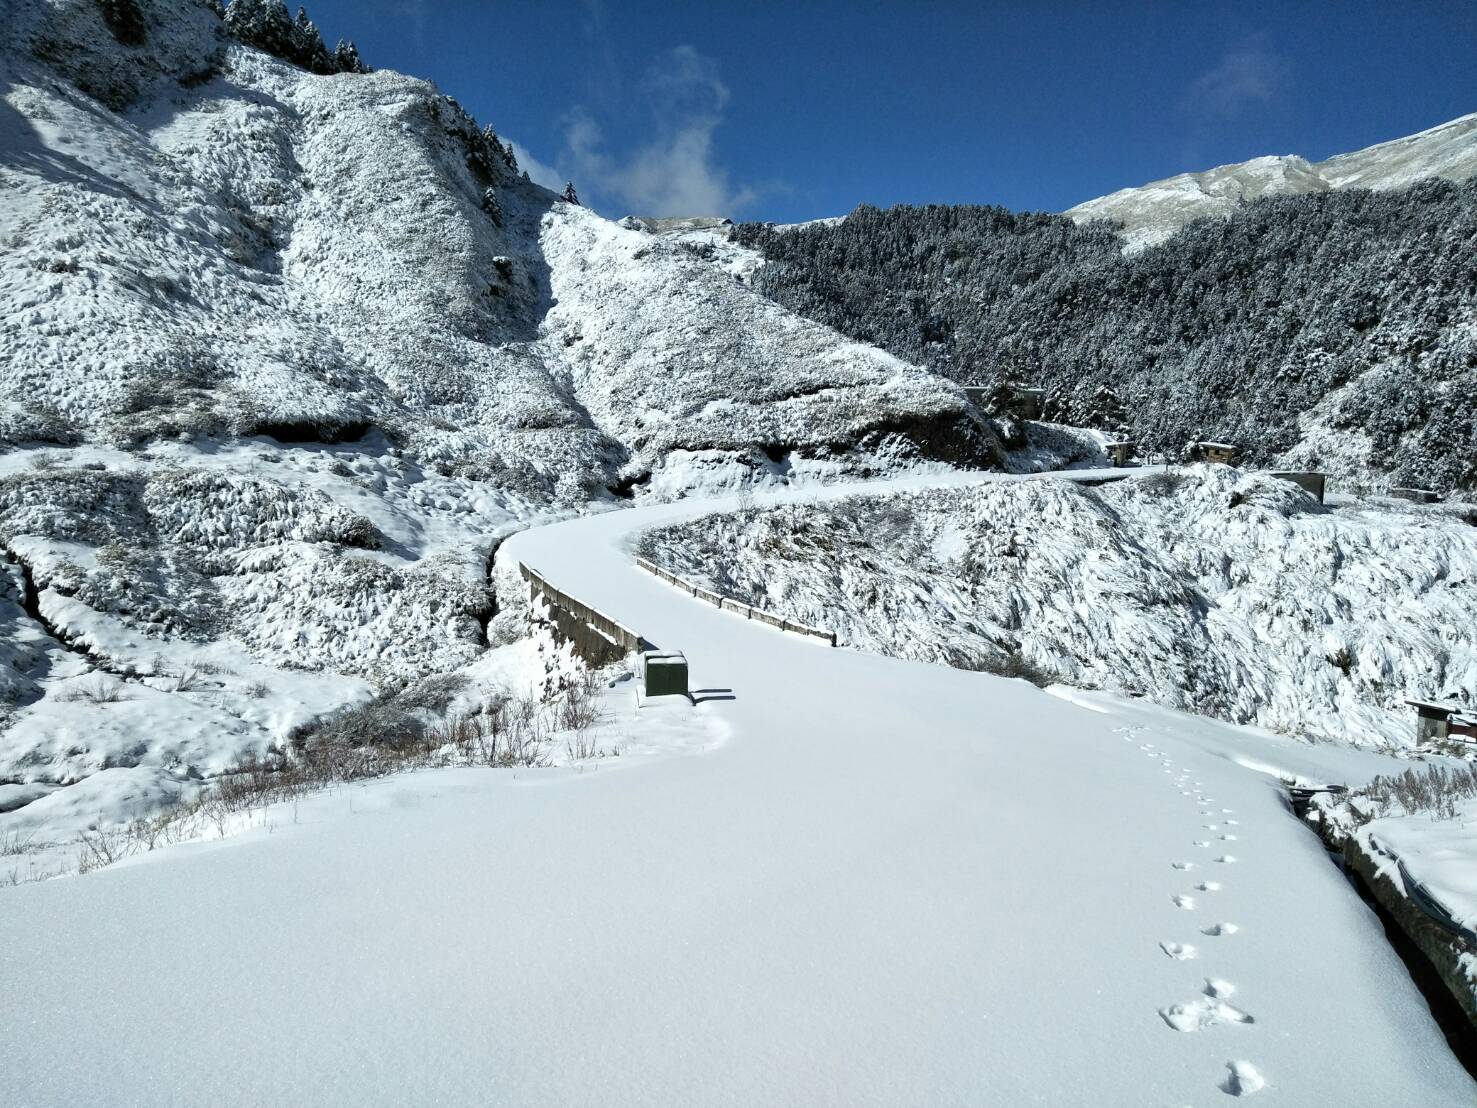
640, 467, 1477, 749
0, 0, 1001, 839
4, 0, 995, 492
1067, 112, 1477, 250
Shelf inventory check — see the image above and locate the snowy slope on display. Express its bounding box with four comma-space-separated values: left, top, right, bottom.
1, 478, 1470, 1105
0, 0, 1000, 835
2, 0, 994, 491
640, 466, 1477, 750
1067, 112, 1477, 250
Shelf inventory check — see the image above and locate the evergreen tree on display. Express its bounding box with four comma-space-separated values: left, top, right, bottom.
223, 0, 298, 60
731, 179, 1477, 492
223, 0, 337, 74
561, 181, 580, 205
333, 39, 369, 73
292, 7, 335, 74
481, 187, 504, 227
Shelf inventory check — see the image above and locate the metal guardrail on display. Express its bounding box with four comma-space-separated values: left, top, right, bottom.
634, 557, 837, 647
519, 563, 644, 652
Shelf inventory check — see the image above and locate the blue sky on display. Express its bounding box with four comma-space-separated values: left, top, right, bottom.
299, 1, 1477, 222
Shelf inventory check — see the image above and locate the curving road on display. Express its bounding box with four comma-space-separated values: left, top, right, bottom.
2, 472, 1471, 1106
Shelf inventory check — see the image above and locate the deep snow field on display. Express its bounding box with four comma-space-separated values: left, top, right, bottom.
3, 480, 1474, 1106
639, 465, 1477, 750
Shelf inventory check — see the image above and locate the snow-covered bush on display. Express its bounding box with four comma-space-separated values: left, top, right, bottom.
0, 470, 146, 546
142, 469, 380, 550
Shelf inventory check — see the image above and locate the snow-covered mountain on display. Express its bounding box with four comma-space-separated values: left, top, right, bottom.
0, 0, 1004, 837
1067, 112, 1477, 251
2, 0, 996, 494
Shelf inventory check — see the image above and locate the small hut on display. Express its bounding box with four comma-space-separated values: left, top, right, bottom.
1190, 441, 1239, 466
1268, 471, 1327, 504
1406, 700, 1466, 746
1103, 441, 1135, 468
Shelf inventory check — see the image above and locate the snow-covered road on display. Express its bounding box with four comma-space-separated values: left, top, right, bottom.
2, 474, 1471, 1105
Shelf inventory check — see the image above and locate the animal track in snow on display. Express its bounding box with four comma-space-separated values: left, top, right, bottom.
1220, 1060, 1267, 1096
1216, 855, 1238, 864
1158, 980, 1254, 1032
1202, 922, 1240, 937
1221, 834, 1238, 841
1172, 861, 1195, 871
1195, 881, 1221, 892
1225, 819, 1240, 825
1172, 894, 1197, 910
1160, 941, 1199, 960
1193, 840, 1211, 848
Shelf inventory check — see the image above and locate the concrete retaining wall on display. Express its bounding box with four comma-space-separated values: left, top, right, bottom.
520, 563, 644, 655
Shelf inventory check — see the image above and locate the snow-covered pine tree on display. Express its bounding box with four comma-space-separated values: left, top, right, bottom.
561, 181, 580, 205
334, 39, 369, 74
223, 0, 338, 75
293, 7, 336, 74
223, 0, 298, 59
481, 187, 504, 227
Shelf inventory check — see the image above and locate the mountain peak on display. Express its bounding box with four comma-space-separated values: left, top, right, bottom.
1067, 112, 1477, 251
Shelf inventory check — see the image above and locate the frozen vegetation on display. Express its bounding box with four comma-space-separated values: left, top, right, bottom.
3, 484, 1470, 1104
639, 466, 1477, 749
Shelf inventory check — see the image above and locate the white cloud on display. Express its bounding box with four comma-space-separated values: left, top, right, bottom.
558, 45, 759, 218
1184, 40, 1290, 116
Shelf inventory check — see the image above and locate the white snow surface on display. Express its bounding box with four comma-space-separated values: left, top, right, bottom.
1, 475, 1471, 1105
638, 466, 1477, 749
1067, 112, 1477, 251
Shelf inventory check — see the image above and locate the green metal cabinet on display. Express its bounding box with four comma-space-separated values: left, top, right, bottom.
643, 651, 689, 699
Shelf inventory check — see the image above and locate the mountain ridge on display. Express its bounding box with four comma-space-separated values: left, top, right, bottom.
1066, 111, 1477, 250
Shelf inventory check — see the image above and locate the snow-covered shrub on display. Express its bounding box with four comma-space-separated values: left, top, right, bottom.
226, 549, 490, 688
75, 544, 222, 640
0, 402, 81, 447
142, 469, 380, 550
0, 470, 146, 546
391, 673, 469, 713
